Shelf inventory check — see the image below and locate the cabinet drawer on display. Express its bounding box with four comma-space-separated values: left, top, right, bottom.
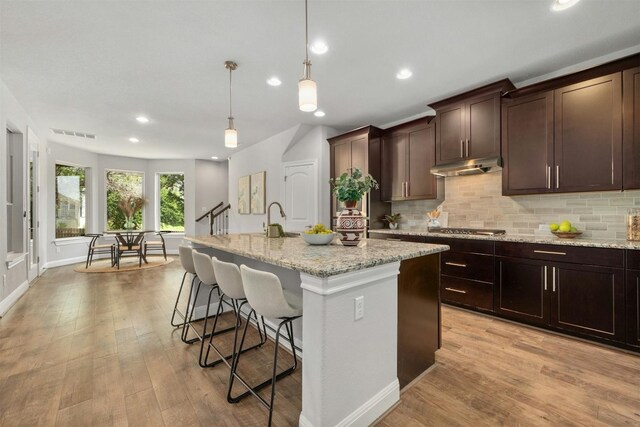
441, 275, 493, 311
441, 252, 494, 283
627, 249, 640, 270
495, 242, 623, 268
368, 233, 425, 243
424, 237, 494, 255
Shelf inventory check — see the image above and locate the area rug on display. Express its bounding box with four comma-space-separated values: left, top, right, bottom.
74, 256, 174, 273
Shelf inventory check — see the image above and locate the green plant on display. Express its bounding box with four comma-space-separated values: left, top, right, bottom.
383, 213, 402, 224
329, 168, 379, 202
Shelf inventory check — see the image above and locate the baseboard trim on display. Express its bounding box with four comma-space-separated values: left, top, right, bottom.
0, 280, 29, 317
299, 379, 399, 427
43, 255, 89, 269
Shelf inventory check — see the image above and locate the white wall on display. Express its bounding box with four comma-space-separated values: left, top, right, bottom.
228, 124, 338, 234
194, 159, 228, 235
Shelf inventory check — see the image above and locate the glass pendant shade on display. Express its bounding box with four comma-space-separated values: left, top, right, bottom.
298, 78, 317, 112
224, 127, 237, 148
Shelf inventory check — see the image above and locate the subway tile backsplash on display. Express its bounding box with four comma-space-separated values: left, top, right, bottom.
391, 171, 639, 240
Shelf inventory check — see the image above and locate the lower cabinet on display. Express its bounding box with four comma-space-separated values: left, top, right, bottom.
496, 256, 626, 344
627, 269, 640, 348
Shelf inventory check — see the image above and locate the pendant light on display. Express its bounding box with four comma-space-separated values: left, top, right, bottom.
298, 0, 317, 112
224, 60, 238, 148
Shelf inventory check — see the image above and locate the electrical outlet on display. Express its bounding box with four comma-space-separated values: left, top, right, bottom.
354, 296, 364, 320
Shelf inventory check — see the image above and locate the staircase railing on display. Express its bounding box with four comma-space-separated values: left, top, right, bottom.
196, 202, 231, 235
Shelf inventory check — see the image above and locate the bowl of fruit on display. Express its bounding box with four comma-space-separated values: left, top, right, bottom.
301, 224, 336, 245
549, 220, 582, 239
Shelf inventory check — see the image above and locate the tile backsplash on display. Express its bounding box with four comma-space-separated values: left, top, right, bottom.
391, 171, 640, 240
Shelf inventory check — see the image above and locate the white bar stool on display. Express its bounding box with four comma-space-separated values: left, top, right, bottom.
228, 265, 302, 426
172, 245, 198, 329
200, 258, 267, 368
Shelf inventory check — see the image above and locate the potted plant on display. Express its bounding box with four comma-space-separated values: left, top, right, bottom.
117, 196, 146, 230
382, 213, 402, 230
329, 168, 379, 246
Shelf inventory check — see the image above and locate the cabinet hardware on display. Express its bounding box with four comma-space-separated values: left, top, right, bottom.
556, 165, 559, 189
406, 181, 410, 197
465, 139, 470, 158
552, 267, 556, 292
460, 140, 464, 158
445, 262, 467, 268
544, 266, 548, 291
445, 287, 467, 294
533, 250, 566, 256
546, 165, 551, 189
386, 238, 402, 241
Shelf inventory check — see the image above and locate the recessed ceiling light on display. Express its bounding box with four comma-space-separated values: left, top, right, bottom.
551, 0, 580, 11
136, 116, 149, 123
396, 69, 413, 80
266, 77, 282, 86
211, 156, 219, 160
129, 137, 139, 143
314, 110, 326, 117
310, 41, 329, 55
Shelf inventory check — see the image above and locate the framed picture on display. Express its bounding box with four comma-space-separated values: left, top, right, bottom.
250, 171, 266, 214
238, 175, 250, 214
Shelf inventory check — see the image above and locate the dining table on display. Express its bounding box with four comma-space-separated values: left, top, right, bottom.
103, 229, 155, 265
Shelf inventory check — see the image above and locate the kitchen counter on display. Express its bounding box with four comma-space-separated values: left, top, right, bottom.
371, 228, 640, 250
186, 233, 448, 278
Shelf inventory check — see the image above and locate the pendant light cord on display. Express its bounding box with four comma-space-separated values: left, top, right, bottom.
228, 66, 233, 120
305, 0, 309, 63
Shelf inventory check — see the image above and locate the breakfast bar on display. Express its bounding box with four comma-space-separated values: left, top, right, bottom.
186, 233, 449, 427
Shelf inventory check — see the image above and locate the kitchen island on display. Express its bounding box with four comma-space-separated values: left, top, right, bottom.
186, 233, 449, 427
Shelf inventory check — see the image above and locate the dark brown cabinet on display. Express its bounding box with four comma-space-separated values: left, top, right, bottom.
495, 242, 626, 344
431, 80, 514, 165
502, 91, 554, 195
627, 269, 640, 348
623, 66, 640, 190
554, 73, 622, 192
382, 119, 437, 201
328, 126, 389, 229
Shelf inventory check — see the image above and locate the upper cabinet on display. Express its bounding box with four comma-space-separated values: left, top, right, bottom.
382, 118, 437, 202
624, 66, 640, 190
431, 80, 515, 165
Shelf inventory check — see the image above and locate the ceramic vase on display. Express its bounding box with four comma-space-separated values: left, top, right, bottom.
389, 222, 398, 230
123, 216, 135, 230
336, 200, 365, 246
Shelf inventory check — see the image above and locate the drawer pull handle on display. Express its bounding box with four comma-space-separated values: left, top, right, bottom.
445, 262, 467, 268
445, 287, 467, 294
386, 238, 402, 241
533, 250, 566, 256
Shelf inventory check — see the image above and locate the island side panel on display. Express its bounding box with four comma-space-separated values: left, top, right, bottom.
299, 262, 401, 427
398, 253, 441, 389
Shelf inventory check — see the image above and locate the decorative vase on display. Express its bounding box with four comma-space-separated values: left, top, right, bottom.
389, 222, 398, 230
336, 200, 365, 246
123, 216, 135, 230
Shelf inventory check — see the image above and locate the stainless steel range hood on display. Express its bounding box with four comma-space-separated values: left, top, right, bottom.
430, 156, 502, 177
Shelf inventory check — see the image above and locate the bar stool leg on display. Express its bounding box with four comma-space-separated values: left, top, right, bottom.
171, 272, 188, 327
181, 278, 201, 343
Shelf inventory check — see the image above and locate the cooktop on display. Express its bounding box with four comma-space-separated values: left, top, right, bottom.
427, 227, 506, 236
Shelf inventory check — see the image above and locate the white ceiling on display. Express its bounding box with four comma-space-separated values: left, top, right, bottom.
1, 0, 639, 160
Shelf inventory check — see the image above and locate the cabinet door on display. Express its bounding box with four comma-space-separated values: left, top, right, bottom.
623, 67, 640, 190
436, 103, 465, 164
332, 140, 351, 178
550, 263, 625, 343
407, 123, 437, 199
554, 73, 622, 192
502, 92, 554, 195
381, 133, 406, 201
350, 136, 368, 174
466, 93, 501, 159
627, 270, 640, 348
495, 257, 548, 326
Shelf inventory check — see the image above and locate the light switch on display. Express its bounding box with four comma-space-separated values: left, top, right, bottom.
354, 296, 364, 320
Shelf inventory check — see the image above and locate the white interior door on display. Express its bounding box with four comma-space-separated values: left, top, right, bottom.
27, 128, 39, 281
283, 161, 317, 232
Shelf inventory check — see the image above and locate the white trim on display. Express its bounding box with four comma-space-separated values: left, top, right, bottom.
299, 379, 400, 427
53, 237, 90, 246
6, 252, 26, 269
44, 255, 87, 269
300, 262, 400, 296
0, 280, 29, 317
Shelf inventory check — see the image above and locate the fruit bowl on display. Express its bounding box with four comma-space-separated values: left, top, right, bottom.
301, 232, 336, 245
551, 230, 583, 239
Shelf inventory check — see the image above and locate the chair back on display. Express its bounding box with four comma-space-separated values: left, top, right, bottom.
240, 265, 300, 319
212, 259, 245, 300
87, 234, 102, 248
132, 232, 145, 246
178, 245, 197, 274
192, 251, 216, 285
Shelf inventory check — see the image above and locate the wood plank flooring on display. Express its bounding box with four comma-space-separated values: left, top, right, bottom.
0, 261, 638, 426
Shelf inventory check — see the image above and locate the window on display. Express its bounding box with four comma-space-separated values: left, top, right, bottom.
106, 170, 144, 230
158, 173, 185, 231
55, 164, 87, 238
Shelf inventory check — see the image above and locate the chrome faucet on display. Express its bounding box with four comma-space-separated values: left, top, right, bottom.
266, 202, 286, 237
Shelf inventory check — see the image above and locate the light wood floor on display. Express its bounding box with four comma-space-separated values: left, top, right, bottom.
1, 261, 638, 426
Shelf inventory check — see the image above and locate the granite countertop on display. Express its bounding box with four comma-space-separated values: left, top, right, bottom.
370, 229, 640, 250
185, 234, 449, 278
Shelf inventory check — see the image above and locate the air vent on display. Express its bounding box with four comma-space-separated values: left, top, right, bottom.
50, 128, 96, 140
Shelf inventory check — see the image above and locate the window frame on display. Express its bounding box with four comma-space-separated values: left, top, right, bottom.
54, 161, 90, 241
104, 168, 145, 231
156, 171, 185, 234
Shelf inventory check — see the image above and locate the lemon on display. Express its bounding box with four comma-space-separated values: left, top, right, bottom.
549, 223, 559, 231
558, 224, 571, 232
570, 226, 578, 233
560, 220, 572, 228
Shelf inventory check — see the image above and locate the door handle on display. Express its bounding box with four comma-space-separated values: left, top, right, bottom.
460, 140, 464, 158
406, 181, 409, 197
546, 165, 551, 189
534, 250, 566, 256
445, 262, 467, 268
465, 139, 470, 158
552, 267, 556, 292
445, 287, 467, 294
543, 265, 548, 291
556, 165, 559, 189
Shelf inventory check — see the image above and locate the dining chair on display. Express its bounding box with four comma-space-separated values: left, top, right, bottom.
115, 232, 145, 268
85, 233, 115, 268
144, 231, 170, 260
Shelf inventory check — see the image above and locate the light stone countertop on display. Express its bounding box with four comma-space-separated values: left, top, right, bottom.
185, 233, 449, 278
370, 229, 640, 250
